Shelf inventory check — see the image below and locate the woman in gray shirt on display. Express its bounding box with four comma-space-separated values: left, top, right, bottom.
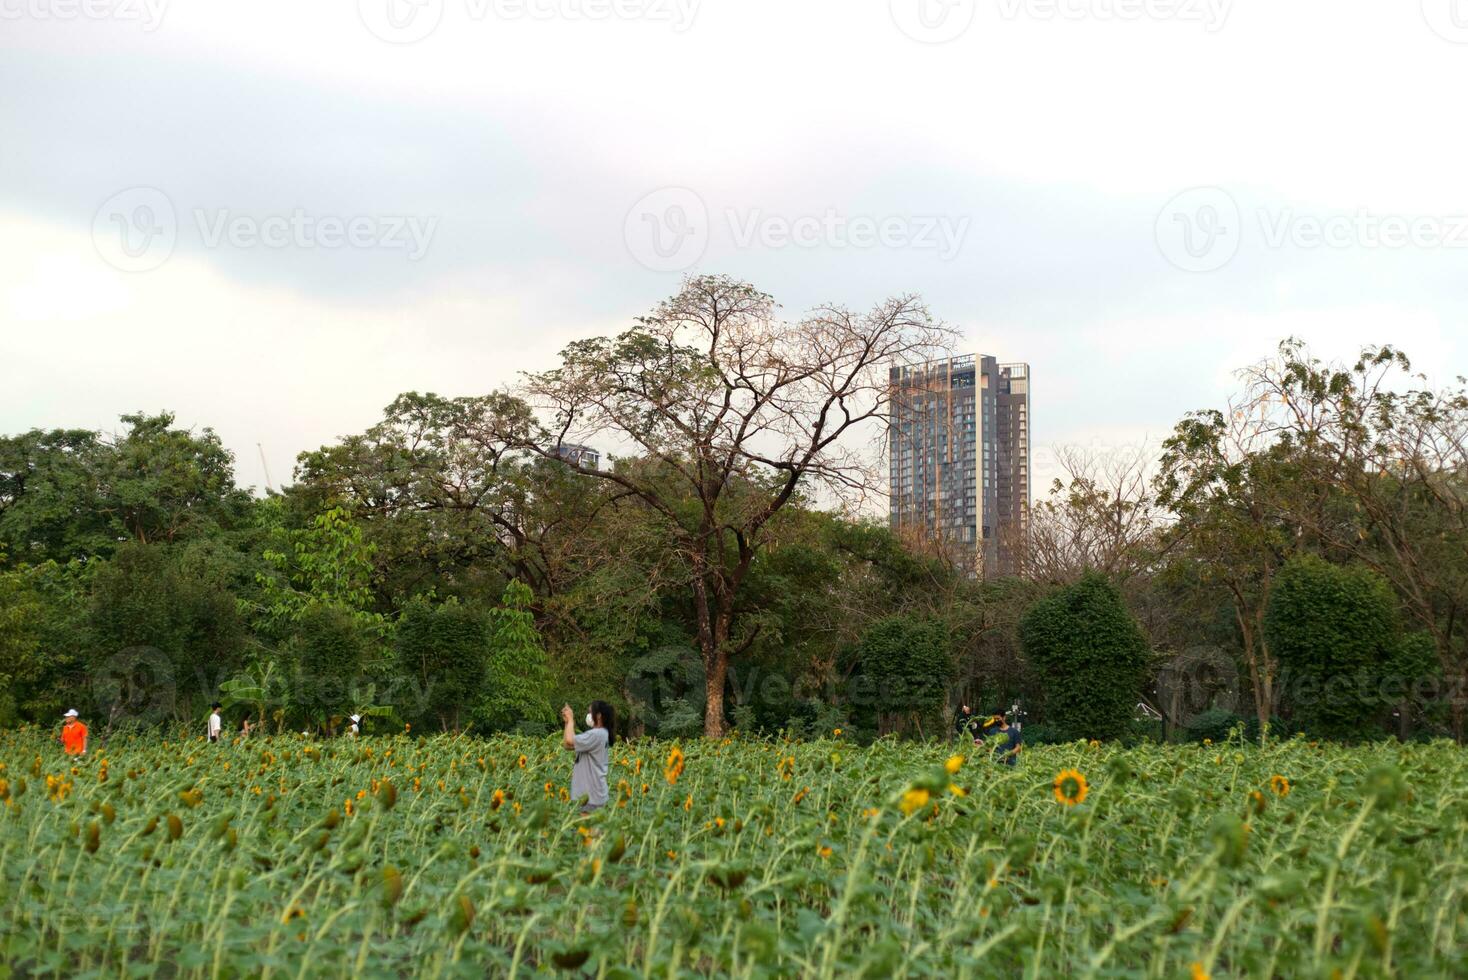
561, 700, 616, 813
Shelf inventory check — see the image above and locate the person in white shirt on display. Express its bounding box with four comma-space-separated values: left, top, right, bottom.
347, 714, 361, 737
207, 703, 223, 743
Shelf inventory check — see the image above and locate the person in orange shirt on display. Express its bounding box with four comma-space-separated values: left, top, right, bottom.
60, 709, 88, 756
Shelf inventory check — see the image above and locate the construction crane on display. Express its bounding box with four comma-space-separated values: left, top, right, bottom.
257, 443, 275, 494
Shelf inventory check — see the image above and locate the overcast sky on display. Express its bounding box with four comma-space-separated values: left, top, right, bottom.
3, 0, 1466, 495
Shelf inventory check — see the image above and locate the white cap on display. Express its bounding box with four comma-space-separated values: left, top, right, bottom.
350, 715, 360, 722
63, 709, 79, 718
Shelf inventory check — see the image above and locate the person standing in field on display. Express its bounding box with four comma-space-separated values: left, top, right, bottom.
207, 703, 223, 743
346, 714, 361, 737
60, 709, 88, 756
990, 713, 1022, 766
561, 701, 615, 814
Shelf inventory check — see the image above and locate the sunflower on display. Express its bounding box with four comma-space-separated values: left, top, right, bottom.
491, 788, 506, 811
664, 745, 685, 785
1190, 963, 1210, 980
516, 755, 527, 769
1269, 774, 1291, 797
1053, 769, 1088, 806
944, 754, 964, 775
898, 787, 931, 815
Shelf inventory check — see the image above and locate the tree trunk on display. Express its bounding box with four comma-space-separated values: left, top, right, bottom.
703, 650, 727, 738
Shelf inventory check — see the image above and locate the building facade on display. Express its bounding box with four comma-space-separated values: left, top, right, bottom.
888, 356, 1030, 575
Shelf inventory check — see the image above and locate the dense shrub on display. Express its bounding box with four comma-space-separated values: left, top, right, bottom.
1020, 574, 1150, 742
1265, 555, 1399, 739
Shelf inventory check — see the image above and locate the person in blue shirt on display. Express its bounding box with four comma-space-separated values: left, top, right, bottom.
989, 713, 1022, 766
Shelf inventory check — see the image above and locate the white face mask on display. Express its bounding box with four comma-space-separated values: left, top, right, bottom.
585, 713, 595, 728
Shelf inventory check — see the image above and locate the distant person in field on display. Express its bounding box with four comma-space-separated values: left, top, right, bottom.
954, 704, 983, 742
990, 713, 1022, 766
346, 714, 361, 737
60, 709, 88, 756
207, 703, 223, 743
240, 717, 255, 736
562, 701, 615, 814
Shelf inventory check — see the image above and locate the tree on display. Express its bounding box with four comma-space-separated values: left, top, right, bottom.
1265, 554, 1399, 738
1246, 342, 1468, 738
397, 596, 491, 732
87, 540, 247, 725
1019, 573, 1151, 741
292, 603, 370, 731
1016, 444, 1167, 585
479, 580, 553, 733
853, 614, 953, 736
504, 275, 952, 736
0, 555, 45, 725
253, 503, 382, 637
1156, 402, 1297, 735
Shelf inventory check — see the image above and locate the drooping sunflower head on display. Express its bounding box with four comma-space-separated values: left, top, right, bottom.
1053, 769, 1088, 807
897, 787, 931, 816
1268, 774, 1291, 797
664, 745, 686, 785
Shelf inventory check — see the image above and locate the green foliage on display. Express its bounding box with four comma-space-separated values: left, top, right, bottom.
1183, 708, 1246, 744
1266, 554, 1400, 739
291, 603, 371, 727
0, 558, 45, 725
3, 731, 1464, 975
255, 504, 382, 638
87, 541, 247, 722
854, 614, 953, 732
397, 597, 491, 731
0, 414, 247, 567
1020, 574, 1151, 742
477, 581, 553, 734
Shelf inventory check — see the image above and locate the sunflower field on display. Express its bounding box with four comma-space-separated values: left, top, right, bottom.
1, 728, 1465, 978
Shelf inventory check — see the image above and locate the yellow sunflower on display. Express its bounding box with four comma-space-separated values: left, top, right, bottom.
1269, 774, 1291, 797
898, 787, 931, 815
1053, 769, 1088, 806
664, 745, 685, 785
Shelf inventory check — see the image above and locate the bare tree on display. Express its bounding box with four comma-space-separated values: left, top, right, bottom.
500, 275, 954, 737
1015, 443, 1168, 585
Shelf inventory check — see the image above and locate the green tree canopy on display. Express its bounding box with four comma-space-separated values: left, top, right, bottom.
1020, 573, 1151, 741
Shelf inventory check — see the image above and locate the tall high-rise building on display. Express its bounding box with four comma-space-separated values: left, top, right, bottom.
888, 355, 1031, 575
